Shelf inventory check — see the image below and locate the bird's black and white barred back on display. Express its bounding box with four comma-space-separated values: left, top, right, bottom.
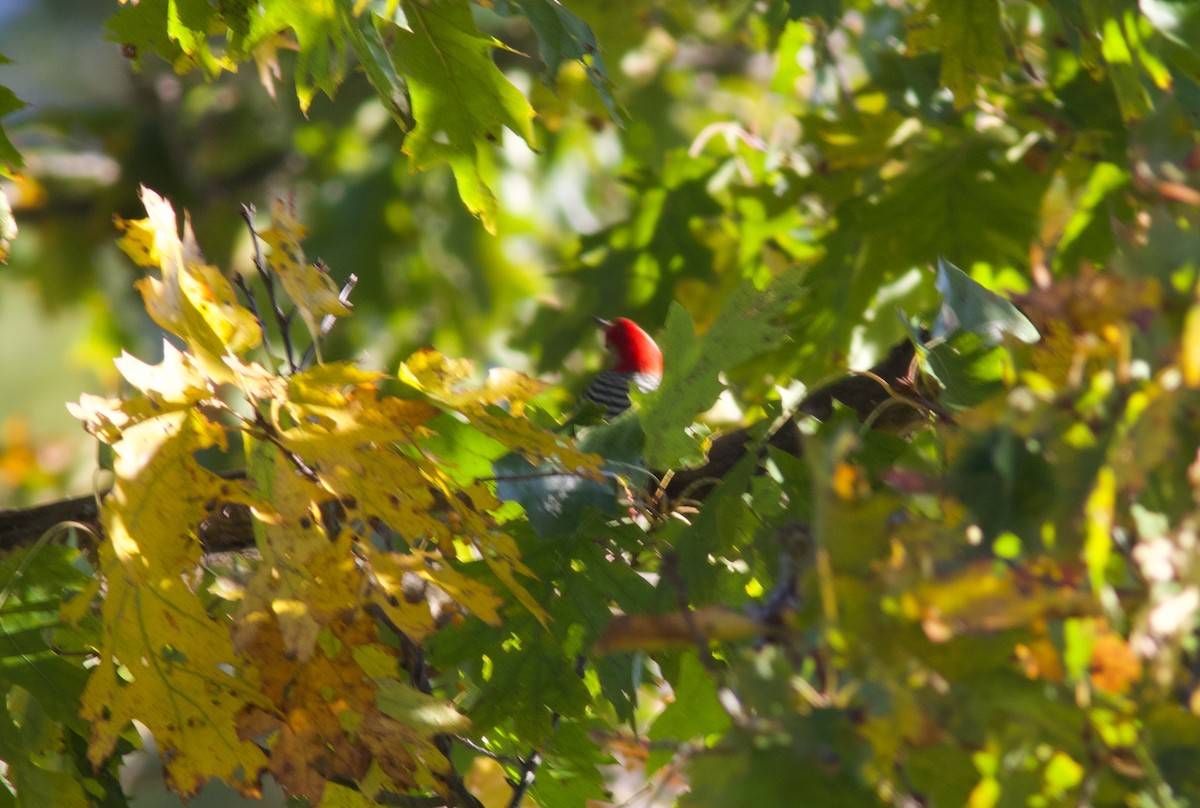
581, 369, 661, 419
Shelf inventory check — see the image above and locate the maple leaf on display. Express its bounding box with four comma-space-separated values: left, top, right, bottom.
75, 409, 271, 797
259, 197, 352, 359
390, 0, 536, 232
116, 187, 261, 375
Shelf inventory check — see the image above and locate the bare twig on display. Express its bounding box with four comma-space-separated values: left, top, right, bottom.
240, 204, 296, 373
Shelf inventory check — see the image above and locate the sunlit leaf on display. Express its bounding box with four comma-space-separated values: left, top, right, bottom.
0, 185, 16, 261
260, 197, 352, 352
118, 187, 262, 369
390, 0, 537, 232
641, 270, 806, 469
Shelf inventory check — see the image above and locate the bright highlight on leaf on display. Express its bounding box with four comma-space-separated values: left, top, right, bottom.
117, 186, 261, 375
391, 0, 537, 233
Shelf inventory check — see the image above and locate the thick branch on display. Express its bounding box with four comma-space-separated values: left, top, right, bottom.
0, 336, 933, 555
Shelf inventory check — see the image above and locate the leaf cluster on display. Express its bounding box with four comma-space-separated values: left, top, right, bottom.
5, 1, 1200, 807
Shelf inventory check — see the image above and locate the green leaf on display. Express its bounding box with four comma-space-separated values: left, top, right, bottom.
493, 0, 619, 120
493, 453, 622, 539
165, 0, 224, 77
288, 0, 347, 111
647, 653, 731, 774
928, 0, 1007, 105
532, 721, 612, 808
0, 81, 26, 169
340, 7, 412, 128
949, 427, 1057, 541
921, 329, 1008, 410
391, 0, 537, 233
641, 271, 806, 469
933, 258, 1039, 346
107, 0, 185, 71
373, 678, 470, 735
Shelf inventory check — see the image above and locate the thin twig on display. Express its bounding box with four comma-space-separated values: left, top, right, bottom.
233, 274, 271, 357
240, 204, 296, 373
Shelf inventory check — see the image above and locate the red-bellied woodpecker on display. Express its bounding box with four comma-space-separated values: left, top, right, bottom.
581, 316, 663, 418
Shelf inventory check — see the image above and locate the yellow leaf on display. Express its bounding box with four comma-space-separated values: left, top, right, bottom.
317, 782, 382, 808
112, 340, 211, 404
120, 187, 261, 368
178, 259, 262, 357
234, 446, 341, 659
362, 548, 455, 642
466, 757, 513, 808
82, 572, 269, 797
67, 392, 169, 445
260, 197, 351, 350
1182, 302, 1200, 387
1085, 466, 1116, 594
76, 407, 275, 796
399, 349, 476, 397
287, 362, 386, 409
915, 560, 1096, 641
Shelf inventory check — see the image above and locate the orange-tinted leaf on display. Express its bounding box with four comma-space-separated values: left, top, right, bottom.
1090, 625, 1142, 695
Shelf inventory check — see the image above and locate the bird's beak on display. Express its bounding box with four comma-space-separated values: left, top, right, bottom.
591, 315, 612, 329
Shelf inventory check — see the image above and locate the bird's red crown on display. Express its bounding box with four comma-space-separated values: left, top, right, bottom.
599, 317, 663, 376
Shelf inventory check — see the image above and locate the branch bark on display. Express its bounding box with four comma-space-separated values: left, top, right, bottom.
0, 336, 934, 555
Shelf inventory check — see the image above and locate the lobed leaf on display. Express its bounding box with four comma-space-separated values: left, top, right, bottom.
390, 0, 537, 233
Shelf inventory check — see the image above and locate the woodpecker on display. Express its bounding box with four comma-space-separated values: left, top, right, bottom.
581, 316, 663, 418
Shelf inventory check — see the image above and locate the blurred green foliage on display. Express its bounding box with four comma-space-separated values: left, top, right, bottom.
4, 0, 1200, 806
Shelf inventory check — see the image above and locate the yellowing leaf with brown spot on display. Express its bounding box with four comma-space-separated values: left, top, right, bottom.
399, 349, 476, 397
234, 443, 346, 659
287, 362, 385, 408
400, 348, 601, 475
67, 392, 174, 445
78, 408, 272, 797
178, 260, 262, 357
260, 197, 351, 351
237, 618, 451, 805
83, 571, 270, 797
